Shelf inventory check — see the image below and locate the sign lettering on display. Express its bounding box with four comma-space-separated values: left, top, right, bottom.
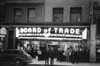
16, 26, 87, 40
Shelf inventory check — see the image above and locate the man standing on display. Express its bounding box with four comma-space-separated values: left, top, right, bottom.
49, 46, 55, 65
45, 46, 49, 65
74, 50, 79, 63
73, 45, 80, 64
70, 49, 75, 64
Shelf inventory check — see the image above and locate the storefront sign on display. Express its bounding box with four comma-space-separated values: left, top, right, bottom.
0, 27, 7, 35
18, 27, 80, 34
16, 26, 88, 40
0, 27, 7, 38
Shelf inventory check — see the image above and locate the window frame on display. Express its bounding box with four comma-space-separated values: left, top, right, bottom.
14, 8, 22, 22
27, 8, 36, 22
70, 7, 82, 23
53, 8, 64, 23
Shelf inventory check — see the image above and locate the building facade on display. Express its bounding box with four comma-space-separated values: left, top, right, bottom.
93, 0, 100, 62
0, 0, 99, 62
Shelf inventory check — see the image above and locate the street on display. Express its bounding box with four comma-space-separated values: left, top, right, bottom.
0, 62, 100, 66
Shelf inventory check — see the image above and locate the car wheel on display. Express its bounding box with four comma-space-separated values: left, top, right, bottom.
15, 60, 22, 66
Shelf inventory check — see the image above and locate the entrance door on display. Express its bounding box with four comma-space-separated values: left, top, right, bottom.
7, 30, 14, 49
96, 45, 100, 62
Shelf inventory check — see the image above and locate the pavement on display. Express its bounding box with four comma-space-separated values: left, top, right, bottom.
71, 63, 100, 66
0, 61, 100, 66
29, 62, 100, 66
29, 59, 100, 66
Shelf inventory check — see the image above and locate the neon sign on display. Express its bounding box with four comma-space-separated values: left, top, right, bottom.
16, 26, 88, 40
19, 27, 80, 35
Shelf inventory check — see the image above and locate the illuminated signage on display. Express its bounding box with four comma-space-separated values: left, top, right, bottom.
0, 27, 7, 38
16, 26, 88, 40
0, 27, 7, 35
18, 27, 80, 34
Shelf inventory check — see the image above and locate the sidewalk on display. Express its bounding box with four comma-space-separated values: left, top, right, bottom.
30, 60, 72, 65
29, 59, 100, 66
71, 63, 100, 66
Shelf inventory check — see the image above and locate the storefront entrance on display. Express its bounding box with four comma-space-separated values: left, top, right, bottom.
16, 39, 89, 63
96, 44, 100, 62
14, 25, 90, 64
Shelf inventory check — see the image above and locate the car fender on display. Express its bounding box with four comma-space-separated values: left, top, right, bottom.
14, 57, 27, 63
14, 57, 28, 65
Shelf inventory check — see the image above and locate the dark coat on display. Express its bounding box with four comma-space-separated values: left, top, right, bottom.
49, 49, 55, 58
45, 50, 49, 59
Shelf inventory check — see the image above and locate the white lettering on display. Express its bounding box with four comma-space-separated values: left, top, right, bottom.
76, 29, 80, 34
20, 28, 24, 33
64, 28, 69, 34
37, 27, 41, 33
59, 28, 63, 33
28, 28, 32, 33
44, 29, 48, 33
24, 28, 28, 33
33, 28, 36, 33
70, 28, 75, 34
18, 27, 84, 39
48, 28, 51, 33
54, 28, 58, 33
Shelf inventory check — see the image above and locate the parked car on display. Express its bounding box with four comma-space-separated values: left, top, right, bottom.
0, 49, 33, 66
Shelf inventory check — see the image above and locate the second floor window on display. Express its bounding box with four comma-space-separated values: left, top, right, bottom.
28, 8, 36, 22
14, 8, 22, 22
53, 8, 63, 23
70, 7, 82, 23
94, 8, 100, 35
